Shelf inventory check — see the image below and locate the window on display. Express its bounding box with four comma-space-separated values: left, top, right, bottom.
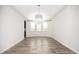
37, 24, 41, 31
30, 22, 35, 31
43, 22, 48, 31
30, 22, 48, 32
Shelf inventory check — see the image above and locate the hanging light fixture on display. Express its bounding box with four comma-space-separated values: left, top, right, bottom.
35, 5, 43, 20
35, 14, 43, 19
28, 5, 48, 22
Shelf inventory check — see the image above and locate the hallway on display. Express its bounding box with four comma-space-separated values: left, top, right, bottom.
3, 37, 75, 54
1, 5, 79, 54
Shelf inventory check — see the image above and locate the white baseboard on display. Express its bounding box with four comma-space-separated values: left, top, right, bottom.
51, 36, 78, 54
0, 38, 24, 54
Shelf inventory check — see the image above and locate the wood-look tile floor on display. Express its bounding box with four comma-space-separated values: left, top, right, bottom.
3, 37, 76, 54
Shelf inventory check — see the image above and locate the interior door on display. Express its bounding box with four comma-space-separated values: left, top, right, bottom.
24, 20, 26, 38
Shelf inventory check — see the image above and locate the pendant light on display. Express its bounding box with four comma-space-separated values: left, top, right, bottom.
35, 5, 43, 20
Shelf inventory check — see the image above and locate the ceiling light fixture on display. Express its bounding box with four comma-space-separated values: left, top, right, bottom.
35, 5, 43, 20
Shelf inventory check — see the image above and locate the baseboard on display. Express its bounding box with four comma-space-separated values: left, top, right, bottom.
0, 38, 24, 54
57, 40, 78, 54
51, 37, 78, 54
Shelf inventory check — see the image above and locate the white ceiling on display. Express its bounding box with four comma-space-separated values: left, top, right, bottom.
12, 5, 65, 20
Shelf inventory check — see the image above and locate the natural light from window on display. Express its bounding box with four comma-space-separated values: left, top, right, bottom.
28, 12, 49, 32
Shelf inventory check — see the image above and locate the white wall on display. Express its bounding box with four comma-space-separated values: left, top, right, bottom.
0, 6, 24, 53
26, 20, 54, 37
52, 5, 79, 53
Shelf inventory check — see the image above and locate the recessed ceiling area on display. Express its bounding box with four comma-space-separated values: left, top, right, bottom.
12, 5, 65, 20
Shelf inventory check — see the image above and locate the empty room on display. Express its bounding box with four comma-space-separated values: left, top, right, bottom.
0, 5, 79, 54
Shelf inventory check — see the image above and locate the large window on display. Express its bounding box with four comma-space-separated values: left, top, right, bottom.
30, 22, 48, 32
37, 23, 42, 31
43, 22, 48, 31
30, 22, 35, 31
29, 13, 48, 32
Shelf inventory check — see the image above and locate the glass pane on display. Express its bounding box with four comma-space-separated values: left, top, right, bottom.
37, 24, 41, 31
30, 22, 35, 31
43, 22, 48, 31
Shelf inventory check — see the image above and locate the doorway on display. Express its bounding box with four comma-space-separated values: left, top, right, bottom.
24, 20, 26, 39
